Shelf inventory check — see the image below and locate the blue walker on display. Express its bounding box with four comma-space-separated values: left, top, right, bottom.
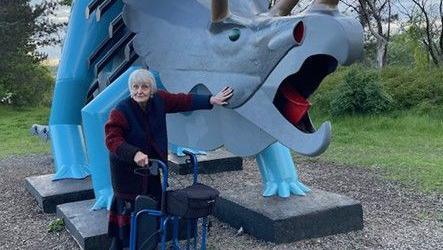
129, 150, 216, 250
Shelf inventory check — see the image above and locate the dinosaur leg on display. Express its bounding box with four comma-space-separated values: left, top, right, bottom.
50, 0, 122, 180
82, 66, 140, 210
256, 142, 310, 198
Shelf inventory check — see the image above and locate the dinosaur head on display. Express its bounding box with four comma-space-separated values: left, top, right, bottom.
123, 0, 363, 156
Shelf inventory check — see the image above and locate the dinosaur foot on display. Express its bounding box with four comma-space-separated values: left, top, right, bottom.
263, 179, 311, 198
169, 144, 207, 157
256, 142, 312, 198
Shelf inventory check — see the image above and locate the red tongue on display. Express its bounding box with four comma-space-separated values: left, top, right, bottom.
278, 82, 310, 126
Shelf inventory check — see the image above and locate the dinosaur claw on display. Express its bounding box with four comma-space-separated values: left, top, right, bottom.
263, 182, 278, 197
263, 180, 310, 197
257, 142, 312, 198
289, 181, 309, 196
278, 182, 291, 197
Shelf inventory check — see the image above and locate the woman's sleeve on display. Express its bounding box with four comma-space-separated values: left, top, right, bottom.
158, 90, 213, 113
105, 109, 140, 163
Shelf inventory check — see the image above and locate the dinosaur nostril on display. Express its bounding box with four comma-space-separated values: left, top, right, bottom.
293, 21, 304, 45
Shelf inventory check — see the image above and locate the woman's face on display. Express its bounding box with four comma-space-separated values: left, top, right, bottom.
131, 80, 152, 104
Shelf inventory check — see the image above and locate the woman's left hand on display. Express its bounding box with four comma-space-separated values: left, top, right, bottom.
210, 86, 234, 106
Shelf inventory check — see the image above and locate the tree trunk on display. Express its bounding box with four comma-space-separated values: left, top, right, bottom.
376, 38, 388, 68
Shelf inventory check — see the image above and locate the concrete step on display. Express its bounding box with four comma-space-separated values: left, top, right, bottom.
168, 148, 243, 175
25, 174, 94, 213
57, 199, 198, 250
215, 185, 364, 243
57, 200, 109, 250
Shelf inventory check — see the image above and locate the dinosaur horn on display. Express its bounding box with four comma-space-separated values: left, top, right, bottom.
269, 0, 300, 16
211, 0, 229, 23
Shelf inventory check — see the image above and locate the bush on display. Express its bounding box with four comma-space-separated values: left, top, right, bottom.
382, 66, 443, 110
388, 34, 416, 67
329, 66, 392, 116
0, 55, 54, 107
310, 67, 347, 114
311, 64, 442, 116
387, 32, 429, 68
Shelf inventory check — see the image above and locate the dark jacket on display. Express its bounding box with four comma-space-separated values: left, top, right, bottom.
105, 90, 212, 198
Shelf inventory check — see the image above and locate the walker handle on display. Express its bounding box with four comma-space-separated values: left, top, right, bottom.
182, 150, 199, 184
133, 159, 169, 213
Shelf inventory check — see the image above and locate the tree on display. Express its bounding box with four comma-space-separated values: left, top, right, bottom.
0, 0, 65, 106
0, 0, 64, 62
341, 0, 395, 68
399, 0, 443, 66
388, 31, 429, 67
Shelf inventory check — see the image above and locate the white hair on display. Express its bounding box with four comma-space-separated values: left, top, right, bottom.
128, 69, 157, 93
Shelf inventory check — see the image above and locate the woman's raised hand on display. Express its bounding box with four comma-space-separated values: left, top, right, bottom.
210, 87, 234, 106
134, 151, 149, 167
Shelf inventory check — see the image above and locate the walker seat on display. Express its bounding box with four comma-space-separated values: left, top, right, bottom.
167, 183, 219, 219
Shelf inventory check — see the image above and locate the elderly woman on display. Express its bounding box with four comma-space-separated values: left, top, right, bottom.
104, 69, 233, 249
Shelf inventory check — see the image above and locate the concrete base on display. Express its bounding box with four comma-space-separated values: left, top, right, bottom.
58, 199, 197, 250
57, 200, 109, 250
25, 174, 94, 213
215, 184, 363, 243
168, 148, 243, 175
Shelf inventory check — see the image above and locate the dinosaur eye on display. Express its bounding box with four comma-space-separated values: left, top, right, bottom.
228, 28, 241, 41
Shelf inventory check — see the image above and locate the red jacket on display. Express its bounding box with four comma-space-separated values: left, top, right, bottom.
105, 90, 212, 198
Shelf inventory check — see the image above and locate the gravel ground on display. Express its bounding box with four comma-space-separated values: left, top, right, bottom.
0, 154, 78, 250
0, 154, 441, 249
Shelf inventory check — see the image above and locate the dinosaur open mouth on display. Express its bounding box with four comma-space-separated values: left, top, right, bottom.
273, 54, 338, 133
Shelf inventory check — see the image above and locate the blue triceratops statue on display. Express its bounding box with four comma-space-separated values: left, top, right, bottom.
123, 0, 362, 156
48, 0, 363, 209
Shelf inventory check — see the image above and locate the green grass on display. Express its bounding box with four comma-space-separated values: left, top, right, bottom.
305, 110, 443, 193
0, 104, 442, 193
0, 105, 51, 159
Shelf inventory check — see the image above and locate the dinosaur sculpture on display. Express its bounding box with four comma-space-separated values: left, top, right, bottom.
49, 0, 363, 209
